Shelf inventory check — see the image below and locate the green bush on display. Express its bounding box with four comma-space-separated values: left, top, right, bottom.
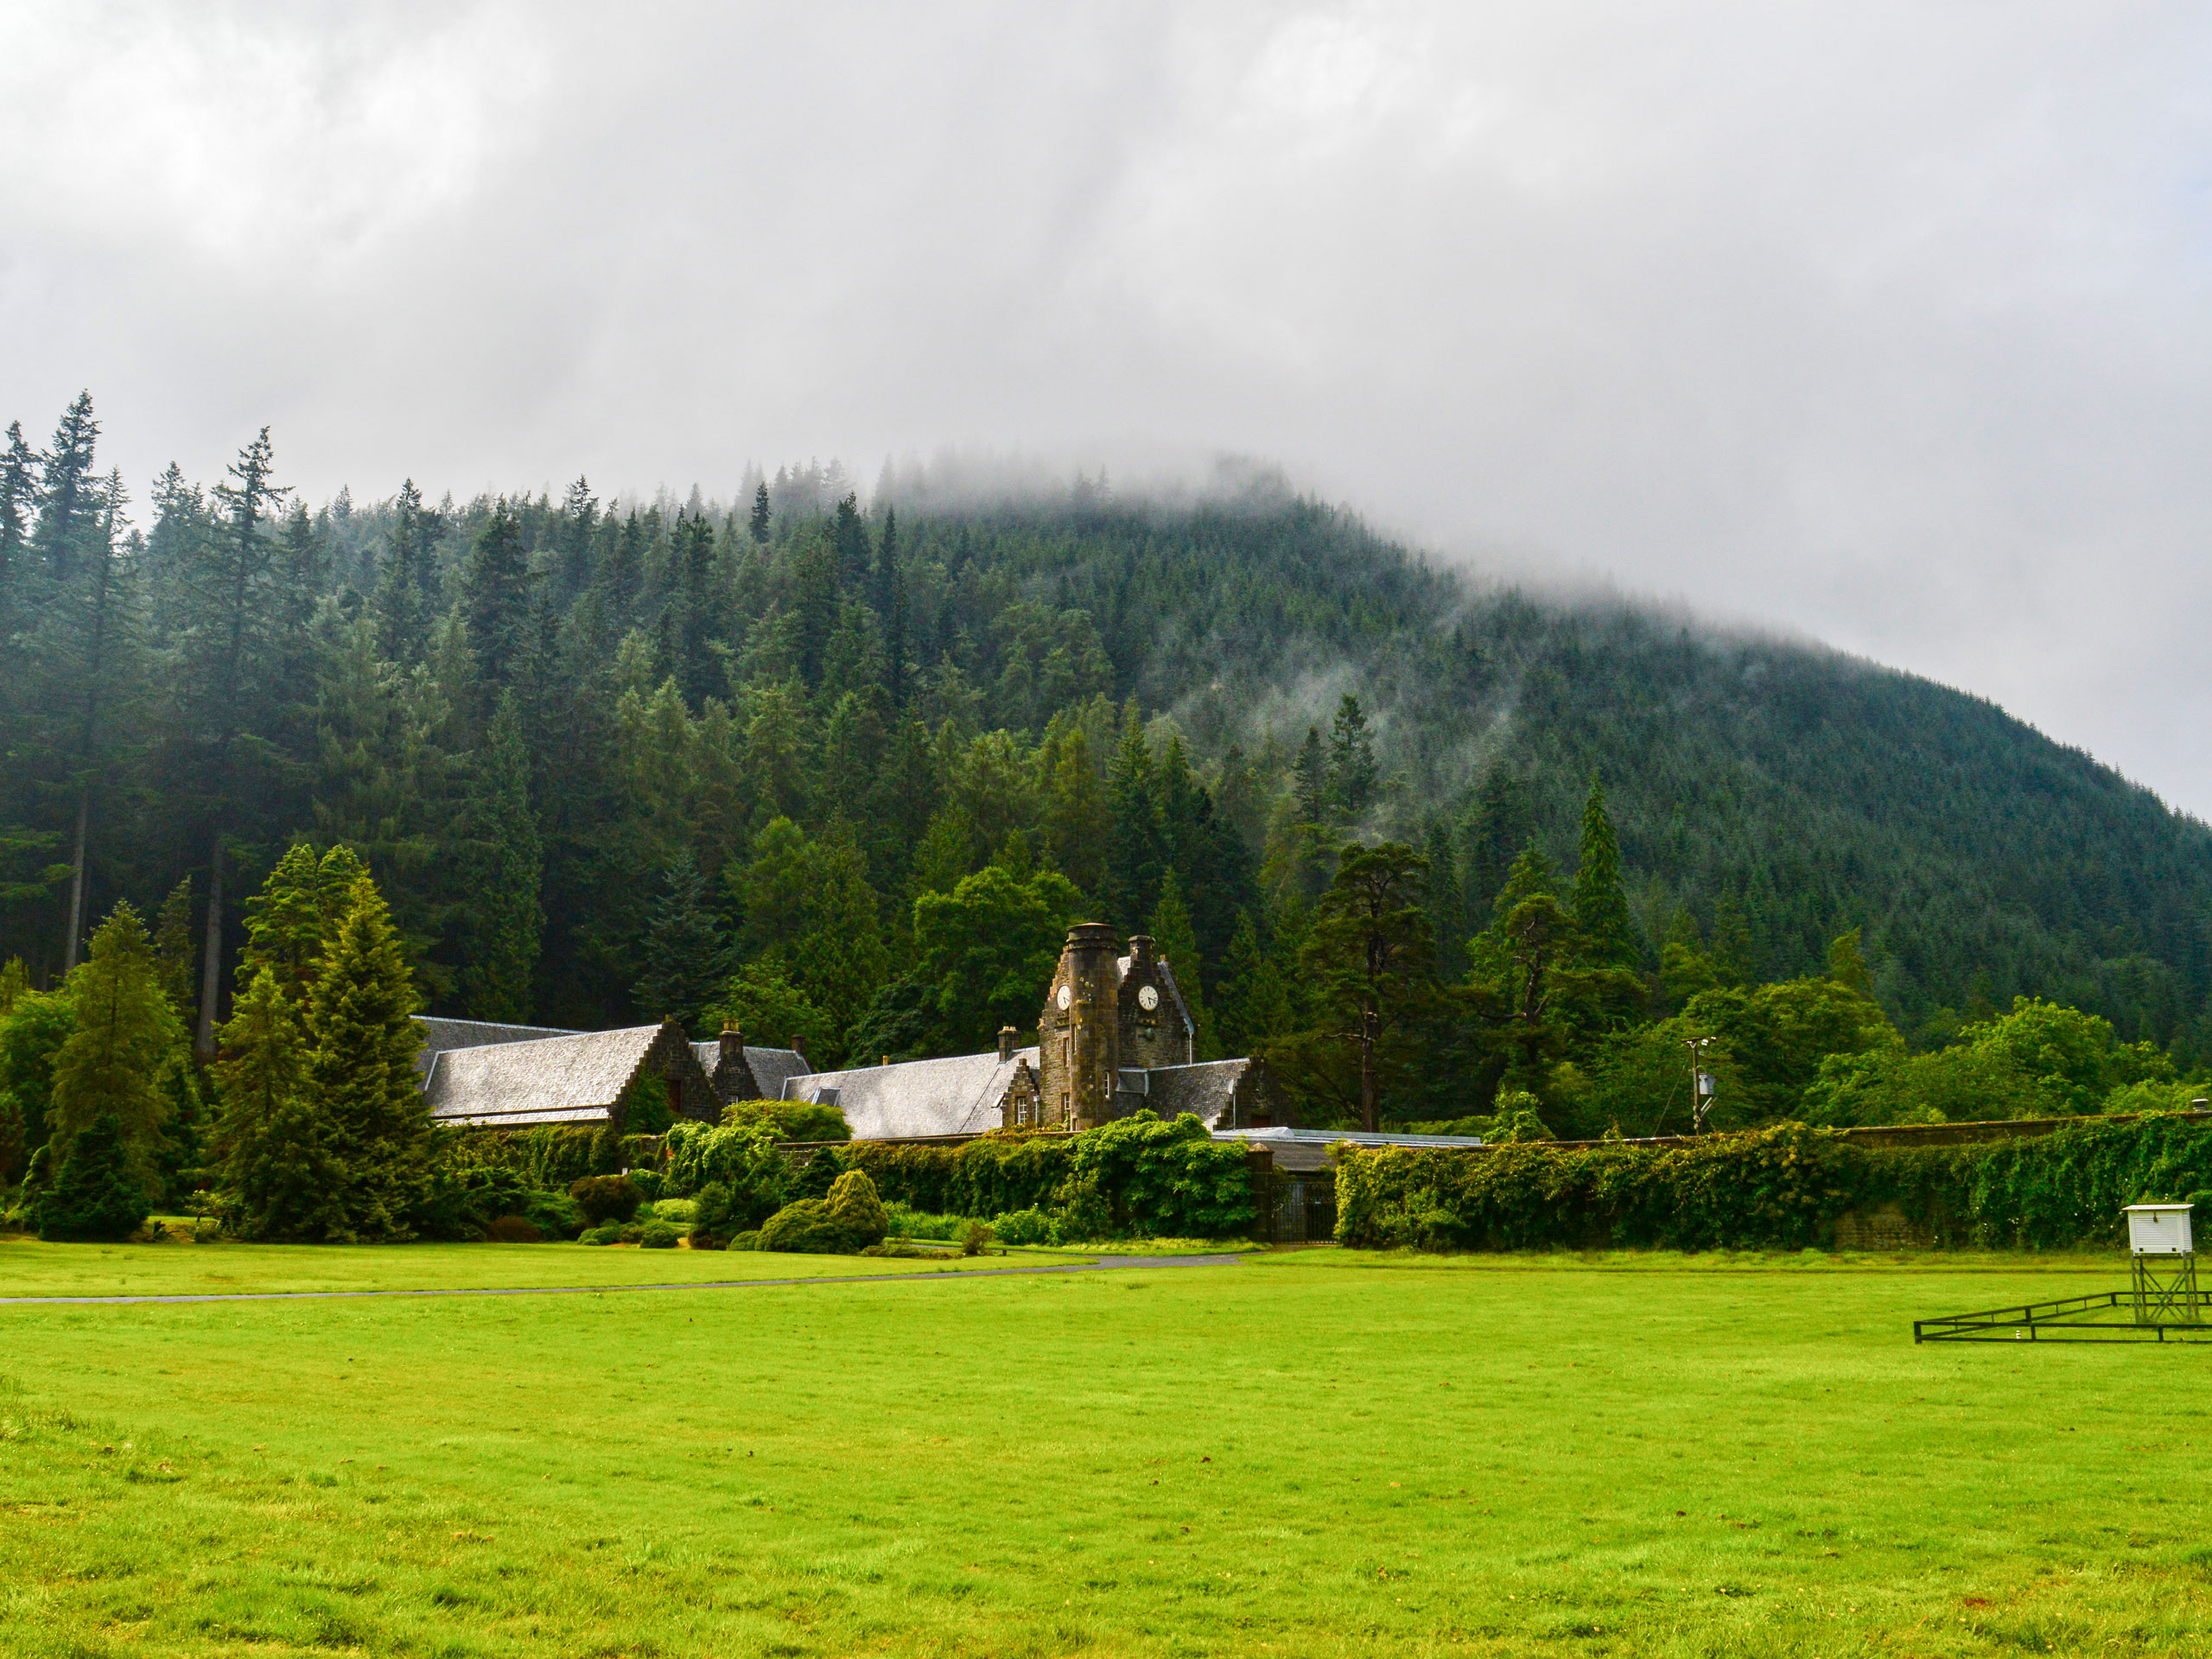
524, 1190, 582, 1240
1068, 1112, 1256, 1237
660, 1121, 787, 1223
640, 1221, 680, 1249
569, 1174, 643, 1227
1334, 1113, 2212, 1252
653, 1198, 698, 1223
579, 1223, 621, 1246
723, 1097, 852, 1143
36, 1114, 149, 1243
484, 1216, 543, 1243
991, 1206, 1053, 1245
825, 1169, 887, 1250
884, 1203, 963, 1241
728, 1230, 762, 1251
758, 1198, 854, 1254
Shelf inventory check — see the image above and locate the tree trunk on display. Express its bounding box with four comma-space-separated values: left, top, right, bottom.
1359, 1006, 1380, 1133
195, 831, 224, 1060
60, 786, 89, 973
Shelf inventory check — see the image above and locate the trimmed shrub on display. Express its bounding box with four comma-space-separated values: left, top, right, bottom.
1068, 1112, 1256, 1237
580, 1223, 620, 1246
654, 1197, 697, 1222
569, 1173, 643, 1228
690, 1181, 735, 1249
759, 1198, 854, 1254
825, 1169, 887, 1250
484, 1216, 543, 1243
728, 1230, 762, 1251
37, 1114, 149, 1243
640, 1221, 680, 1249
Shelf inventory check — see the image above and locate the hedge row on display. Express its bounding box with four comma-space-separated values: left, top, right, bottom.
835, 1114, 1257, 1238
1334, 1115, 2212, 1252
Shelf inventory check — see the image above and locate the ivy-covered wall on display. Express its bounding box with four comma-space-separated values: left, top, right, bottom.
1334, 1115, 2212, 1252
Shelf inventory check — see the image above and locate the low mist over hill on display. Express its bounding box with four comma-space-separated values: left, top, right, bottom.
6, 405, 2209, 1106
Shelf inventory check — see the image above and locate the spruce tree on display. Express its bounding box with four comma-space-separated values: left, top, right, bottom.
49, 902, 180, 1169
1148, 869, 1212, 1060
632, 849, 728, 1033
749, 480, 772, 544
306, 874, 429, 1241
32, 391, 100, 584
240, 842, 366, 1004
461, 500, 533, 710
1293, 727, 1328, 825
152, 876, 197, 1014
1102, 709, 1162, 933
1216, 912, 1294, 1054
372, 479, 438, 663
1325, 694, 1380, 816
36, 1111, 147, 1243
453, 692, 543, 1022
1572, 772, 1639, 968
876, 505, 906, 703
1424, 818, 1468, 980
211, 965, 348, 1242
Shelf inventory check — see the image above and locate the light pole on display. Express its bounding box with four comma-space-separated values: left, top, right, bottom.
1684, 1036, 1715, 1135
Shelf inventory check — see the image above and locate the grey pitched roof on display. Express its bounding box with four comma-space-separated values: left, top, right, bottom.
781, 1047, 1042, 1140
1144, 1058, 1255, 1129
411, 1015, 580, 1078
690, 1041, 812, 1103
425, 1025, 670, 1130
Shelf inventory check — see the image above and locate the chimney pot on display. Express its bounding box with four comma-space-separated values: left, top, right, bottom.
997, 1026, 1019, 1063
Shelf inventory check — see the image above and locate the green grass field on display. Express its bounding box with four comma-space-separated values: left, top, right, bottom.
3, 1242, 2208, 1657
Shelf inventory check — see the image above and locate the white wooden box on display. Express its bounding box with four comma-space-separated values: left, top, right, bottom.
2124, 1204, 2195, 1255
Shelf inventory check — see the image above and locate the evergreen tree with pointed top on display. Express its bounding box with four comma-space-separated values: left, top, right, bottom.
49, 902, 180, 1168
240, 842, 366, 1004
1148, 869, 1212, 1059
1216, 911, 1295, 1053
1294, 726, 1328, 824
633, 849, 728, 1033
1572, 772, 1639, 969
749, 480, 772, 544
461, 499, 533, 714
1424, 818, 1468, 980
153, 876, 196, 1015
210, 964, 348, 1242
33, 391, 100, 584
373, 478, 439, 663
453, 691, 542, 1022
1102, 709, 1162, 933
306, 874, 429, 1241
876, 505, 907, 703
36, 1110, 147, 1243
1326, 693, 1379, 816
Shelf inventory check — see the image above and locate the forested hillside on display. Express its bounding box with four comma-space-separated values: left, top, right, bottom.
4, 395, 2209, 1133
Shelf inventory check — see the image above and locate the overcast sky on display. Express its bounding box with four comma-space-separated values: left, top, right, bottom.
5, 3, 2210, 813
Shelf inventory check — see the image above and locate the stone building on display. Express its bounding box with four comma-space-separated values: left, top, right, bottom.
780, 924, 1281, 1137
413, 924, 1279, 1141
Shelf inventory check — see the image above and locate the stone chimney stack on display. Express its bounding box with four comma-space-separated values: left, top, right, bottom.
997, 1026, 1019, 1063
1039, 922, 1122, 1130
719, 1022, 744, 1071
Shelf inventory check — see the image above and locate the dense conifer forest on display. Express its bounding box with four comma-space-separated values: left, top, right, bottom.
4, 393, 2209, 1147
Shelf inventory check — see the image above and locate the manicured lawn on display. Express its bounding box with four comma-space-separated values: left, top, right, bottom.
0, 1232, 1077, 1300
3, 1246, 2207, 1656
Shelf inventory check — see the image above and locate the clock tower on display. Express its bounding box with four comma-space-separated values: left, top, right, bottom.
1038, 922, 1121, 1129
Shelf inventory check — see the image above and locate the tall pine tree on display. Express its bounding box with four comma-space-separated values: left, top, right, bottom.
452, 692, 543, 1022
1572, 772, 1639, 968
306, 874, 428, 1241
48, 902, 180, 1178
210, 964, 348, 1242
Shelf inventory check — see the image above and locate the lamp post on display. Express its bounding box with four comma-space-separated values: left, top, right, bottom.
1685, 1036, 1715, 1135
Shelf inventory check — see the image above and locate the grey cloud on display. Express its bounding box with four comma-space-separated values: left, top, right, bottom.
4, 2, 2209, 807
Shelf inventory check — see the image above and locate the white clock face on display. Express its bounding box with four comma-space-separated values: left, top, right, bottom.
1137, 984, 1160, 1011
1056, 983, 1071, 1010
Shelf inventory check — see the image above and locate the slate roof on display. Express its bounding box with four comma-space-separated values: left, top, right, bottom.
1145, 1058, 1255, 1129
692, 1042, 812, 1103
411, 1015, 580, 1078
780, 1047, 1042, 1140
425, 1025, 673, 1130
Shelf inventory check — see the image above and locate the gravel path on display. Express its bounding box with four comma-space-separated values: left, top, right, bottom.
0, 1253, 1249, 1307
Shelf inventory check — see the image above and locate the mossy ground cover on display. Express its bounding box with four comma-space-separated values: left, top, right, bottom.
3, 1247, 2207, 1657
